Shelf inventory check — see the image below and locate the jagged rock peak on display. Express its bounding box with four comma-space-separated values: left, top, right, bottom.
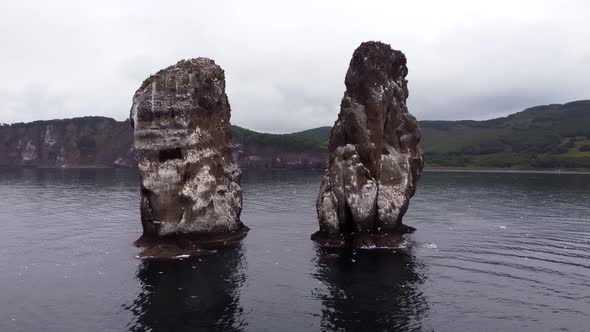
313, 41, 423, 249
130, 57, 247, 255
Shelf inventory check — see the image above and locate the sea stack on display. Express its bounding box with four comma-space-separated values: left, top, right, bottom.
313, 42, 423, 249
130, 58, 247, 255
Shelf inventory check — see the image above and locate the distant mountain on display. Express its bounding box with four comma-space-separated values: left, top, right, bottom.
420, 100, 590, 169
288, 126, 332, 144
0, 117, 330, 169
0, 117, 134, 168
232, 100, 590, 170
231, 125, 329, 168
1, 100, 589, 169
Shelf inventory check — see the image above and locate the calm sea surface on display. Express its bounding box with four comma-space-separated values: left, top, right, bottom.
1, 168, 589, 331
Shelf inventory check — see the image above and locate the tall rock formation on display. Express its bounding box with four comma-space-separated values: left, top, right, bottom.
131, 58, 247, 251
313, 42, 423, 249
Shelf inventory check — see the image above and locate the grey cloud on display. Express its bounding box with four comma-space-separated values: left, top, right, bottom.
0, 84, 68, 123
0, 0, 588, 133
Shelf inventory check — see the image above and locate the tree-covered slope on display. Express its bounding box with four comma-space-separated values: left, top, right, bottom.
420, 100, 590, 169
230, 126, 331, 168
231, 126, 330, 153
2, 100, 589, 169
236, 100, 590, 169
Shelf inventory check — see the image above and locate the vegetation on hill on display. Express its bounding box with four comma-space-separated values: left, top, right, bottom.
3, 100, 589, 170
420, 100, 590, 169
233, 100, 590, 170
3, 116, 123, 128
231, 126, 330, 153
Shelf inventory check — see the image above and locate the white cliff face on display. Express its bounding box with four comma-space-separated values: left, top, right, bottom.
314, 42, 423, 248
56, 147, 67, 167
21, 141, 38, 161
44, 125, 57, 148
131, 58, 245, 239
0, 117, 134, 168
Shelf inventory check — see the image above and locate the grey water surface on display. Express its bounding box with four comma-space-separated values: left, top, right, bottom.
1, 168, 589, 331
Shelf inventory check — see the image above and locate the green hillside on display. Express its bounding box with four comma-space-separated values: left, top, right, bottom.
231, 125, 330, 153
236, 100, 590, 170
2, 101, 588, 169
420, 100, 590, 169
288, 126, 332, 143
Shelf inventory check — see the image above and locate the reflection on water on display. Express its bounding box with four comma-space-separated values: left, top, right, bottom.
2, 169, 590, 331
312, 246, 429, 331
126, 246, 247, 332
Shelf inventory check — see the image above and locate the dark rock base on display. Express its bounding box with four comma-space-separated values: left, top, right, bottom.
311, 225, 415, 250
134, 224, 249, 259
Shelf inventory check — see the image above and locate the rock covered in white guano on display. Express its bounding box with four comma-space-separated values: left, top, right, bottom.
130, 58, 247, 250
313, 42, 423, 249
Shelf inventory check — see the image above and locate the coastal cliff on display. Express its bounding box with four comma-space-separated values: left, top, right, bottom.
0, 117, 327, 169
0, 117, 134, 168
2, 100, 589, 170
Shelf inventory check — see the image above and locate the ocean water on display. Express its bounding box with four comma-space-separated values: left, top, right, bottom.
1, 168, 589, 331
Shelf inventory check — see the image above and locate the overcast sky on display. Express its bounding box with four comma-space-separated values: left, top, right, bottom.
0, 0, 588, 133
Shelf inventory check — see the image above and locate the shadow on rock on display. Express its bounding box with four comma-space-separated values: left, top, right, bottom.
125, 245, 247, 331
134, 226, 249, 259
311, 245, 430, 331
